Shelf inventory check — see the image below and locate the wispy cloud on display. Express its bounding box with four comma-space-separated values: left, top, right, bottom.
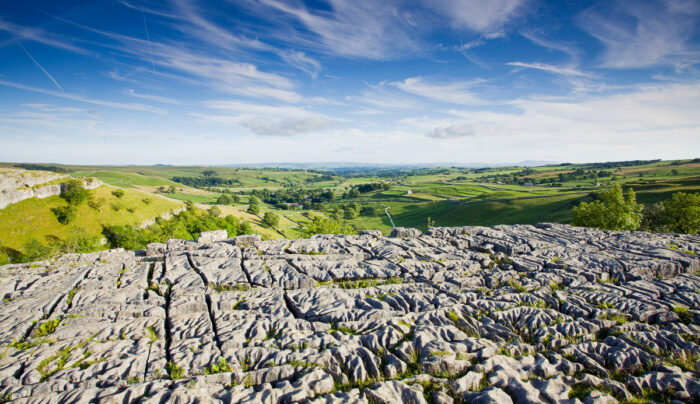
577, 0, 700, 69
519, 30, 580, 61
506, 62, 593, 77
255, 0, 419, 59
124, 89, 184, 104
424, 83, 700, 142
280, 50, 321, 78
0, 103, 101, 136
194, 100, 332, 136
0, 17, 87, 54
427, 0, 527, 36
169, 0, 273, 52
0, 79, 167, 115
346, 84, 422, 112
392, 76, 487, 105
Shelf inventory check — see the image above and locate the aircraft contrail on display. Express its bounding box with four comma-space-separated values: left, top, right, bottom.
16, 40, 64, 91
142, 12, 156, 73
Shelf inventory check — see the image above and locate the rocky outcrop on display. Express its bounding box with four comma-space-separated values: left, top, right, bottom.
0, 224, 698, 403
137, 206, 187, 229
0, 169, 103, 209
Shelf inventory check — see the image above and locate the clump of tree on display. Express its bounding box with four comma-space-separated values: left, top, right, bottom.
216, 193, 240, 205
247, 196, 261, 215
572, 184, 642, 230
354, 183, 390, 193
302, 216, 356, 237
261, 212, 279, 228
157, 185, 177, 193
13, 163, 69, 173
51, 180, 92, 225
171, 172, 241, 188
103, 202, 253, 250
573, 185, 699, 234
641, 192, 699, 234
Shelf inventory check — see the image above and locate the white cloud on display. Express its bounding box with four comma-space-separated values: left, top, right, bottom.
506, 62, 592, 77
577, 0, 700, 69
194, 100, 332, 136
427, 0, 527, 35
124, 89, 184, 104
424, 83, 700, 142
519, 30, 580, 61
428, 123, 476, 138
281, 50, 321, 78
0, 79, 167, 115
0, 17, 88, 54
392, 76, 486, 105
239, 115, 330, 136
256, 0, 419, 59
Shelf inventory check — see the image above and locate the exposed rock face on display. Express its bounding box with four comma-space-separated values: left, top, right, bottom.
0, 169, 103, 209
0, 223, 698, 403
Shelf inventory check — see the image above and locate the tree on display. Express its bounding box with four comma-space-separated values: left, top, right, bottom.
661, 192, 700, 234
62, 180, 90, 205
238, 221, 253, 234
216, 194, 233, 205
671, 169, 679, 176
343, 207, 358, 219
21, 239, 53, 262
262, 212, 279, 228
572, 184, 642, 230
52, 205, 77, 224
247, 202, 260, 215
302, 217, 355, 237
112, 189, 125, 199
59, 227, 101, 254
361, 206, 378, 216
202, 170, 217, 178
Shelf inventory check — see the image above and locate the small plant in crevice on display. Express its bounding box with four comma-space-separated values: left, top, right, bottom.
204, 357, 233, 375
166, 361, 185, 379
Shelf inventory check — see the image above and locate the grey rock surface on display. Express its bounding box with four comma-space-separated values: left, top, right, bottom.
1, 223, 698, 403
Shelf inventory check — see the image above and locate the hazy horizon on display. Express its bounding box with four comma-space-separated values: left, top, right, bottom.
1, 0, 700, 165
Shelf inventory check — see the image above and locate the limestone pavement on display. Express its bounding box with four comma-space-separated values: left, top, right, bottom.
0, 223, 698, 403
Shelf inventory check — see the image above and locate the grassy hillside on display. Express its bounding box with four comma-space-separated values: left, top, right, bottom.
2, 159, 698, 242
0, 186, 182, 251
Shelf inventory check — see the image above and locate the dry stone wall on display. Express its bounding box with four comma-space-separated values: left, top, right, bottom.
0, 223, 698, 403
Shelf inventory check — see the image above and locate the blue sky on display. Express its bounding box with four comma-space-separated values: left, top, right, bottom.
1, 0, 699, 165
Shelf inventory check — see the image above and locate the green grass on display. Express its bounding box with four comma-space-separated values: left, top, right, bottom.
4, 160, 699, 247
0, 185, 182, 251
672, 306, 692, 324
316, 277, 402, 289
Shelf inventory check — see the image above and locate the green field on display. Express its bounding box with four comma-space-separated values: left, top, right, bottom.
1, 159, 698, 247
0, 185, 183, 251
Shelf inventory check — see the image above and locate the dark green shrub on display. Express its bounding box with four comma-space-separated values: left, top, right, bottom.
52, 205, 76, 225
61, 180, 90, 205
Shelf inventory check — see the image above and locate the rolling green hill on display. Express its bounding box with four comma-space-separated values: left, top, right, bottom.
1, 159, 698, 245
0, 185, 182, 252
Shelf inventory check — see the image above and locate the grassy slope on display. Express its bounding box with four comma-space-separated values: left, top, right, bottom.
3, 160, 697, 241
0, 186, 182, 250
